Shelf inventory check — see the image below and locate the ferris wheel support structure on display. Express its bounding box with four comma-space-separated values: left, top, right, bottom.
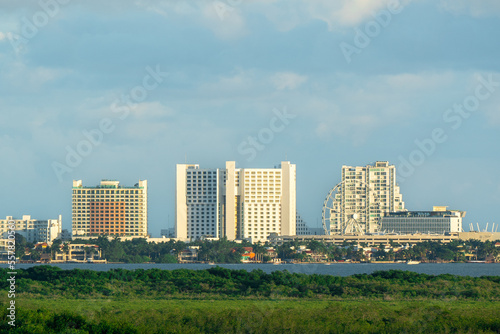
322, 181, 381, 236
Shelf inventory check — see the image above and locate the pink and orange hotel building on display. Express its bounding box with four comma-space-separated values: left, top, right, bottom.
72, 180, 148, 238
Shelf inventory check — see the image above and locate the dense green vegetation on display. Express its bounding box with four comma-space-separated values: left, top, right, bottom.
1, 299, 500, 333
2, 266, 500, 300
1, 267, 499, 333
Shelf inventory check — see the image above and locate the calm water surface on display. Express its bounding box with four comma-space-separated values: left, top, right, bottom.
5, 263, 500, 277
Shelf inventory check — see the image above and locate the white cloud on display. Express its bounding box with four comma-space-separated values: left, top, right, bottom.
135, 0, 247, 40
0, 32, 5, 41
130, 102, 176, 119
255, 0, 407, 31
481, 85, 500, 128
283, 71, 462, 144
332, 0, 392, 27
1, 62, 73, 94
271, 72, 307, 90
198, 69, 260, 97
133, 0, 407, 36
439, 0, 500, 17
200, 1, 247, 40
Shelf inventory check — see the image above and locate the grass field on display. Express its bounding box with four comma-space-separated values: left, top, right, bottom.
3, 298, 500, 333
2, 267, 500, 333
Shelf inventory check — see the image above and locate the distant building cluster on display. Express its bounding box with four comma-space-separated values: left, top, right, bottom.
0, 160, 478, 252
0, 215, 62, 244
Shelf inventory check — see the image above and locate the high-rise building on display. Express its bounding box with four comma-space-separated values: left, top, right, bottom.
176, 164, 220, 241
0, 215, 62, 244
176, 161, 296, 242
329, 161, 405, 234
72, 180, 148, 237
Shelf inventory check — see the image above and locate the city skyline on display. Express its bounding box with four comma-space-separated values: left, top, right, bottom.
1, 158, 475, 238
1, 1, 500, 236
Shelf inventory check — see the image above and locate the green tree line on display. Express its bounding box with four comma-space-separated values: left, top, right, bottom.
14, 236, 500, 264
1, 266, 499, 300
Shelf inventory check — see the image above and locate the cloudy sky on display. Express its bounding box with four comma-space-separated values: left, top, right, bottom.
1, 0, 500, 236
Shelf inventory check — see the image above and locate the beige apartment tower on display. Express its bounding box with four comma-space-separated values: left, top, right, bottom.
72, 180, 148, 237
176, 161, 296, 242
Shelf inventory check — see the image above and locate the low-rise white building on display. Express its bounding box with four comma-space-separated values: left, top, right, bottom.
379, 206, 465, 235
0, 215, 62, 244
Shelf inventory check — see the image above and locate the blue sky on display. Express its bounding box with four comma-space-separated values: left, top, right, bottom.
1, 0, 500, 236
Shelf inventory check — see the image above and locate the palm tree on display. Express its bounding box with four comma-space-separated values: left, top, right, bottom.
84, 246, 96, 260
62, 243, 70, 261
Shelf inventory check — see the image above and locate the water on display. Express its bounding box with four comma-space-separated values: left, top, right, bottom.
4, 263, 500, 277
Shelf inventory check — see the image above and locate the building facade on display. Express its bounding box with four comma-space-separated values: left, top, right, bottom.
72, 180, 148, 237
296, 213, 311, 235
0, 215, 62, 244
176, 161, 296, 242
329, 161, 405, 235
379, 206, 465, 234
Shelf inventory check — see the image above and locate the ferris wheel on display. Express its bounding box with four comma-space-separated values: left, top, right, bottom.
322, 180, 382, 236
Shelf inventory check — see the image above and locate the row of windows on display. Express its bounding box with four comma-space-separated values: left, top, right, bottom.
74, 224, 144, 227
73, 218, 143, 222
74, 208, 143, 211
189, 228, 216, 231
74, 211, 143, 214
188, 221, 217, 224
90, 230, 143, 233
74, 199, 143, 202
74, 214, 143, 217
74, 190, 142, 194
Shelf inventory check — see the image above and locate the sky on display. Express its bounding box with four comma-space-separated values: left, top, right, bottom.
1, 0, 500, 236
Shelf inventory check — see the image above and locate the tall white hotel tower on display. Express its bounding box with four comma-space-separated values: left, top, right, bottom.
330, 161, 405, 234
176, 161, 296, 242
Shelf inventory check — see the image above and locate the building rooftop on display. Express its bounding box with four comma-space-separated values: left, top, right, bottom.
72, 180, 147, 189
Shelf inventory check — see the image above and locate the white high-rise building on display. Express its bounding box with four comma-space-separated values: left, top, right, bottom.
176, 161, 296, 242
330, 161, 405, 234
0, 215, 62, 244
176, 165, 220, 241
